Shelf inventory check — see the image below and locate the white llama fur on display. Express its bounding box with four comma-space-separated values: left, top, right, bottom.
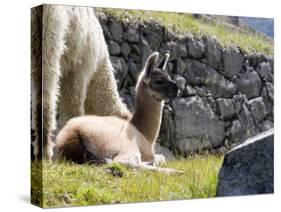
55, 52, 183, 174
31, 5, 131, 160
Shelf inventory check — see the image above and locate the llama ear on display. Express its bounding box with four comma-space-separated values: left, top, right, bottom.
158, 52, 170, 70
144, 52, 159, 78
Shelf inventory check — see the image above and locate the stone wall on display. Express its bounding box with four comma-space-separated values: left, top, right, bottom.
97, 12, 274, 155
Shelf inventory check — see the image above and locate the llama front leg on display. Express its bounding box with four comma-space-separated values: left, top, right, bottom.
42, 5, 67, 161
42, 70, 60, 161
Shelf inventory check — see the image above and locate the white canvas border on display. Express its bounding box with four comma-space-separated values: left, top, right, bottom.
0, 0, 279, 211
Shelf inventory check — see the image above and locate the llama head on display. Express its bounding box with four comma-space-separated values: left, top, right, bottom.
140, 52, 179, 102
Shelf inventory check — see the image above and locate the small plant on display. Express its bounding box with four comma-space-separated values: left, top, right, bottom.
104, 162, 127, 177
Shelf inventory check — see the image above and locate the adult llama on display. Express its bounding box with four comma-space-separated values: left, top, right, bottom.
31, 5, 131, 160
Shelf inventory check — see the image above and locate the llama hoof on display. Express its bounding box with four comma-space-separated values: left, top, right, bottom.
153, 154, 166, 166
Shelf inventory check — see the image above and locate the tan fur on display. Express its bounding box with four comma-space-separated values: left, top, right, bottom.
31, 5, 131, 161
56, 52, 183, 173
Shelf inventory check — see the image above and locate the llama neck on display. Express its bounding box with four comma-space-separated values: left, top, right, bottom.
130, 81, 163, 144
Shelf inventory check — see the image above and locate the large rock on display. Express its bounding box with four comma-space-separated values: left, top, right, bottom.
204, 75, 237, 99
260, 120, 274, 132
119, 89, 135, 112
173, 75, 186, 93
232, 93, 245, 115
140, 36, 152, 67
248, 53, 266, 68
223, 48, 244, 78
109, 20, 123, 41
256, 61, 272, 78
187, 36, 205, 59
216, 98, 236, 120
128, 59, 139, 81
183, 59, 211, 85
238, 104, 258, 141
167, 62, 174, 75
228, 120, 243, 144
205, 37, 223, 71
120, 42, 131, 59
184, 59, 236, 98
161, 41, 187, 61
143, 21, 164, 51
99, 18, 111, 40
265, 82, 274, 102
261, 86, 273, 120
237, 69, 262, 99
184, 85, 197, 97
217, 129, 274, 196
171, 97, 225, 153
176, 58, 187, 75
108, 40, 121, 55
163, 27, 176, 41
110, 56, 128, 88
159, 105, 175, 148
194, 86, 207, 97
248, 97, 267, 122
124, 22, 140, 43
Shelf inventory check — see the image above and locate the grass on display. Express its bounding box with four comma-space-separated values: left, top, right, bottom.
97, 8, 273, 55
31, 155, 223, 208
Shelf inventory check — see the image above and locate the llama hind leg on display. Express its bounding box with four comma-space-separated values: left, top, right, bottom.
57, 70, 89, 128
84, 59, 132, 119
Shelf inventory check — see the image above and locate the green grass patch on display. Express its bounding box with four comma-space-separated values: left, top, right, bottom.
31, 155, 223, 208
98, 8, 273, 55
